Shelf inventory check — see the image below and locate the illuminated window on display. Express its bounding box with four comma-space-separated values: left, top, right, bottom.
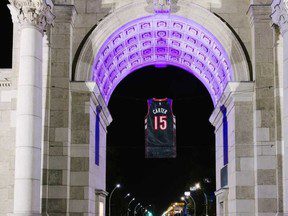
99, 201, 104, 216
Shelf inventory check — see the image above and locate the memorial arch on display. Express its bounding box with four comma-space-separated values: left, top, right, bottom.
0, 0, 286, 215
73, 1, 254, 215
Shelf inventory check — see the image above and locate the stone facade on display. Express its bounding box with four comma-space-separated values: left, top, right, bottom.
2, 0, 288, 215
0, 69, 16, 214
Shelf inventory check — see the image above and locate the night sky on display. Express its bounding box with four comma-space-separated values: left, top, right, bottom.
1, 2, 216, 215
0, 0, 12, 69
107, 66, 215, 215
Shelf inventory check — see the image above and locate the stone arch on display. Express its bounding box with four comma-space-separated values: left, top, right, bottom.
74, 0, 251, 106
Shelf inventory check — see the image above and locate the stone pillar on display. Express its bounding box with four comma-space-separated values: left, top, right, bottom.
41, 5, 76, 214
69, 82, 112, 215
210, 82, 255, 216
8, 0, 54, 215
249, 4, 279, 215
271, 0, 288, 213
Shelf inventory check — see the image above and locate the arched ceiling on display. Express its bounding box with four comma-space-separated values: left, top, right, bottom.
91, 14, 233, 105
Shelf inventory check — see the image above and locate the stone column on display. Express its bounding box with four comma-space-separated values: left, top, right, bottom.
210, 82, 255, 216
8, 1, 54, 215
69, 82, 112, 215
249, 4, 279, 215
271, 0, 288, 214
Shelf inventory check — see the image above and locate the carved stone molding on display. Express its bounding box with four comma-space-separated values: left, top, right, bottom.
271, 0, 288, 35
0, 70, 12, 89
146, 0, 178, 13
0, 78, 12, 89
8, 0, 55, 31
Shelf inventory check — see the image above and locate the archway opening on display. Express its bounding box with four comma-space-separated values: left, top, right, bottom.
107, 65, 215, 215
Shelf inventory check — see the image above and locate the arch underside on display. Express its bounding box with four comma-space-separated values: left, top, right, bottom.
92, 14, 233, 105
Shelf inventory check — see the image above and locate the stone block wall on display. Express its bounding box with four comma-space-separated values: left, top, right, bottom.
41, 2, 113, 215
273, 26, 284, 214
0, 69, 16, 215
232, 100, 255, 215
69, 82, 111, 215
41, 4, 76, 215
249, 4, 280, 215
211, 82, 255, 216
69, 90, 91, 214
0, 14, 20, 216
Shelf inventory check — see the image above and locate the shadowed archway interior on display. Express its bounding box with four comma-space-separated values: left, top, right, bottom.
107, 65, 215, 215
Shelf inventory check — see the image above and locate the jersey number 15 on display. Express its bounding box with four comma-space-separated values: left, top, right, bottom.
154, 115, 167, 130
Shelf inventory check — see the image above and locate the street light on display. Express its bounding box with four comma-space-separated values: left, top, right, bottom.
184, 191, 196, 216
146, 211, 153, 216
181, 196, 187, 204
135, 204, 142, 215
120, 193, 131, 216
181, 197, 188, 216
143, 204, 152, 209
108, 184, 121, 216
137, 205, 143, 212
127, 197, 135, 216
138, 207, 144, 215
134, 203, 141, 216
190, 183, 208, 216
124, 193, 131, 199
143, 204, 152, 215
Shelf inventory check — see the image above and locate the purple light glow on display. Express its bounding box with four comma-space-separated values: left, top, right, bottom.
92, 14, 233, 105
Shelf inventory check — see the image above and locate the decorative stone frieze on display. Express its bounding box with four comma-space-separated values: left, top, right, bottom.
146, 0, 178, 13
0, 69, 12, 89
0, 78, 12, 89
271, 0, 288, 35
8, 0, 55, 31
153, 0, 171, 13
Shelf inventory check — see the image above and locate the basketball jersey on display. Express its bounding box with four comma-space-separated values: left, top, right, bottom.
145, 98, 176, 158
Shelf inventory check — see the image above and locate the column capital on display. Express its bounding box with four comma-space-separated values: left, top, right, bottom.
247, 4, 271, 27
8, 0, 55, 32
271, 0, 288, 35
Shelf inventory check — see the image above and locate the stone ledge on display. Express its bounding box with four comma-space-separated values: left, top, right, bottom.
95, 189, 108, 197
215, 187, 229, 203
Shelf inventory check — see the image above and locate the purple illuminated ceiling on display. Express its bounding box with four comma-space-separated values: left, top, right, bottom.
92, 14, 233, 105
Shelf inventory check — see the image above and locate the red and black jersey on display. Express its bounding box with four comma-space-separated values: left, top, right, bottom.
145, 98, 176, 158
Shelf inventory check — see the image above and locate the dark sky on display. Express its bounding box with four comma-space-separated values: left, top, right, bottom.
0, 0, 12, 68
1, 2, 216, 215
107, 66, 215, 215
